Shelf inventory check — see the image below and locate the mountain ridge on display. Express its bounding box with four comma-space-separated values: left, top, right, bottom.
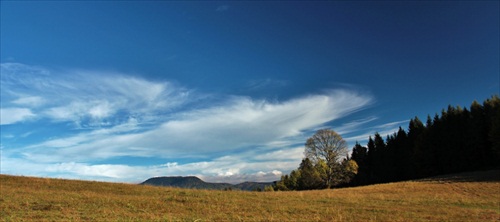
140, 176, 274, 191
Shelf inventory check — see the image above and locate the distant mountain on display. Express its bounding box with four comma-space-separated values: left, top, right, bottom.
140, 176, 274, 191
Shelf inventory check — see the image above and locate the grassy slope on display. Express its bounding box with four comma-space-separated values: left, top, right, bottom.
1, 171, 499, 221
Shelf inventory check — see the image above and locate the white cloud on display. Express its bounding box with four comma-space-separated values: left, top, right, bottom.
0, 152, 291, 184
45, 100, 116, 125
0, 108, 35, 125
19, 90, 372, 163
149, 90, 372, 153
376, 120, 409, 129
336, 116, 378, 135
5, 141, 301, 183
246, 78, 289, 91
12, 96, 46, 107
0, 155, 158, 182
1, 63, 375, 183
1, 63, 191, 127
253, 147, 304, 161
343, 120, 410, 146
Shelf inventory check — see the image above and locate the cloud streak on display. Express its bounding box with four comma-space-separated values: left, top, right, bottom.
18, 90, 372, 163
343, 120, 410, 146
1, 63, 191, 127
1, 63, 374, 183
0, 108, 36, 125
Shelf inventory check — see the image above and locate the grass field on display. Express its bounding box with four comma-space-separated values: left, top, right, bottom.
1, 170, 499, 221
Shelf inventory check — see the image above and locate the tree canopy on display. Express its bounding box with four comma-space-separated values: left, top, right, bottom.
275, 129, 357, 190
305, 129, 349, 187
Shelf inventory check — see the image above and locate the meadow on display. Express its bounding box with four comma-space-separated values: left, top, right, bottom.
1, 170, 499, 221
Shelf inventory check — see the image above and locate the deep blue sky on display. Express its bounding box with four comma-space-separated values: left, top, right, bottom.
1, 1, 498, 183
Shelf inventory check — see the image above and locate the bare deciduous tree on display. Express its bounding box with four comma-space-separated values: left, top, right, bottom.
305, 129, 348, 188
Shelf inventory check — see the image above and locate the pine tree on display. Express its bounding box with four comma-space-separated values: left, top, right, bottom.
351, 142, 369, 185
366, 136, 376, 183
372, 133, 386, 182
349, 95, 500, 186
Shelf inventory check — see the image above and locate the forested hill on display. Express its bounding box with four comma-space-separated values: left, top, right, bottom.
140, 176, 273, 191
350, 95, 500, 185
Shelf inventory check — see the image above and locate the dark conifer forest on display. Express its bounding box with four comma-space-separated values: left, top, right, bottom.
350, 95, 500, 185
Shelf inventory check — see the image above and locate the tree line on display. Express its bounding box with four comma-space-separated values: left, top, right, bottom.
273, 95, 500, 191
351, 95, 500, 185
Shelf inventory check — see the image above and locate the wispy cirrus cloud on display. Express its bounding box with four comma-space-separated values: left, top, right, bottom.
336, 116, 378, 135
18, 89, 372, 163
0, 108, 36, 125
12, 96, 46, 107
1, 63, 191, 127
343, 120, 410, 146
1, 63, 375, 183
245, 78, 289, 91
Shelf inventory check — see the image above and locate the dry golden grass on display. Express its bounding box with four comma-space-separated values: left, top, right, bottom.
1, 171, 499, 221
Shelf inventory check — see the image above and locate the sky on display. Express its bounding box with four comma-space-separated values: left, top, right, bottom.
1, 1, 498, 184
